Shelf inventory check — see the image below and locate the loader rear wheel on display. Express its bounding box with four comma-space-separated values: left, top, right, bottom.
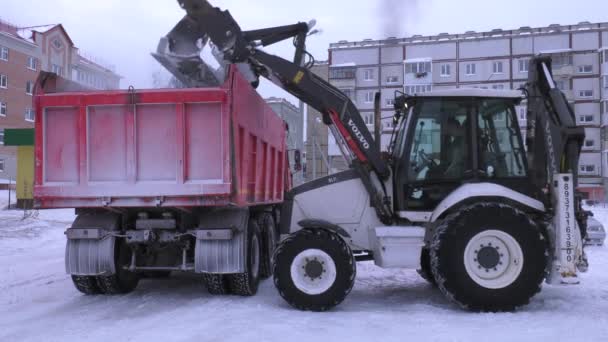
71, 275, 102, 295
203, 274, 229, 295
430, 203, 547, 312
273, 229, 356, 312
97, 239, 139, 295
417, 247, 436, 286
259, 213, 277, 279
226, 219, 262, 296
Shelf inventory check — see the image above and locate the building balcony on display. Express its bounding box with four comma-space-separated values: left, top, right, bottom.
552, 64, 574, 76
329, 64, 356, 80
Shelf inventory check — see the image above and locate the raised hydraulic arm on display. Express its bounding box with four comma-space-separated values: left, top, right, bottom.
155, 0, 393, 223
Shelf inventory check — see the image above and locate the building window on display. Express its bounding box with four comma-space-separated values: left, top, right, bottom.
329, 67, 355, 80
405, 62, 431, 74
577, 65, 593, 74
579, 114, 594, 123
0, 74, 7, 88
555, 80, 569, 91
364, 69, 375, 81
518, 59, 529, 73
603, 51, 608, 64
51, 64, 63, 76
552, 54, 573, 67
405, 85, 432, 94
364, 114, 373, 125
0, 129, 4, 146
386, 75, 399, 84
603, 75, 608, 89
386, 98, 395, 106
580, 165, 595, 173
0, 102, 6, 116
26, 81, 34, 95
339, 88, 354, 100
465, 63, 476, 75
578, 90, 593, 98
27, 56, 37, 71
52, 39, 63, 49
519, 108, 526, 120
584, 140, 595, 148
440, 64, 451, 77
492, 84, 505, 90
0, 159, 4, 172
364, 91, 375, 103
25, 108, 35, 122
492, 61, 504, 74
0, 46, 8, 61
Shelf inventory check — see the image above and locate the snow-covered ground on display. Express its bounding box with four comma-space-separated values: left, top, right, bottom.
0, 191, 607, 342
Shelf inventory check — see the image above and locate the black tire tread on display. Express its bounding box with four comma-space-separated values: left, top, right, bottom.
227, 219, 262, 296
417, 247, 436, 286
203, 273, 229, 295
258, 212, 277, 279
71, 275, 102, 295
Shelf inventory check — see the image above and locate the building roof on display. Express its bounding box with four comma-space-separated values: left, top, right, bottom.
330, 21, 608, 50
16, 24, 59, 44
414, 88, 524, 99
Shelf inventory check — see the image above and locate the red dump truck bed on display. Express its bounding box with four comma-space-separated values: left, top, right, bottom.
34, 66, 290, 208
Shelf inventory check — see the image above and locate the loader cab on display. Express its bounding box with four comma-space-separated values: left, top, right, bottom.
392, 90, 532, 212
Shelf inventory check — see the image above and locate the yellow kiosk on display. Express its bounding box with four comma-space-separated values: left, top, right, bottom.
3, 129, 34, 209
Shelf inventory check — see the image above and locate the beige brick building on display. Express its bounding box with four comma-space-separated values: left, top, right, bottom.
0, 19, 121, 179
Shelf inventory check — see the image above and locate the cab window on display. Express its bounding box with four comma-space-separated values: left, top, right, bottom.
477, 100, 526, 178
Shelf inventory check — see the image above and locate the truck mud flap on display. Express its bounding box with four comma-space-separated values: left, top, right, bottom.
65, 235, 115, 276
194, 208, 248, 274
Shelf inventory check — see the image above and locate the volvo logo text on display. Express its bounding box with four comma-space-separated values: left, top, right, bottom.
348, 119, 370, 150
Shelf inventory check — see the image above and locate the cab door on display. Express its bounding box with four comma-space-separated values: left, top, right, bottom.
394, 98, 474, 212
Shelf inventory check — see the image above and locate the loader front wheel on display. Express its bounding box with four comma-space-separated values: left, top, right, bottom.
273, 229, 356, 312
417, 247, 436, 286
430, 203, 547, 312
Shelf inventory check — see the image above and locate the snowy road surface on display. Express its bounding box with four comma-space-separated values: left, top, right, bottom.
1, 195, 607, 342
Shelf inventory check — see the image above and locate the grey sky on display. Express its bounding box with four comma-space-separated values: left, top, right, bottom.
2, 0, 607, 102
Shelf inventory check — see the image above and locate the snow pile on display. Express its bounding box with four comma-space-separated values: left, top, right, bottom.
0, 206, 606, 342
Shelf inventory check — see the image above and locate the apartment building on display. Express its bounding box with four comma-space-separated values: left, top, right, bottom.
0, 19, 121, 179
305, 62, 330, 181
266, 97, 305, 185
324, 21, 608, 199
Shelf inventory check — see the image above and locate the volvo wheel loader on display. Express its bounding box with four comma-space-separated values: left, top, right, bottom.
157, 0, 589, 312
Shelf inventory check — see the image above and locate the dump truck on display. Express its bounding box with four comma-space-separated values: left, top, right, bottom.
33, 64, 291, 296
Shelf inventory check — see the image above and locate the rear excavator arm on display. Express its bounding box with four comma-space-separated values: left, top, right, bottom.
524, 57, 588, 280
156, 0, 393, 223
525, 56, 585, 194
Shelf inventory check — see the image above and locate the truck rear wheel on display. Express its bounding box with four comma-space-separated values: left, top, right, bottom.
430, 203, 547, 311
71, 275, 102, 295
259, 212, 277, 279
273, 229, 356, 312
226, 219, 262, 296
97, 239, 140, 295
203, 274, 229, 295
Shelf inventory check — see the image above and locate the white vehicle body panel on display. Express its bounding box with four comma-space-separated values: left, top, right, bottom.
287, 170, 383, 250
398, 183, 545, 223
